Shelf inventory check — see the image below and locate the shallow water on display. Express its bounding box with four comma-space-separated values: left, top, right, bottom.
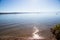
0, 12, 60, 40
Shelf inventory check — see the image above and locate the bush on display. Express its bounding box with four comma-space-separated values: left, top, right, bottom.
50, 24, 60, 40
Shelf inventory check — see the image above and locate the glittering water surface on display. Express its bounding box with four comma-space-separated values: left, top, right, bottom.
28, 26, 44, 39
0, 12, 60, 40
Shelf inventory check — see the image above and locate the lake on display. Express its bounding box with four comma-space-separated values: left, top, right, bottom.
0, 12, 60, 40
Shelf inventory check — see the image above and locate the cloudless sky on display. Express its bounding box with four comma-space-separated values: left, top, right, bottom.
0, 0, 60, 12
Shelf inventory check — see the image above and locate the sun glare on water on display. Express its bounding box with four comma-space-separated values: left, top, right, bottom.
28, 26, 45, 39
32, 27, 41, 39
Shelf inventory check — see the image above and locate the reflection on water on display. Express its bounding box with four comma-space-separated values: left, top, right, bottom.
0, 13, 60, 29
28, 26, 44, 39
0, 13, 60, 25
0, 12, 60, 40
32, 26, 44, 39
32, 26, 40, 39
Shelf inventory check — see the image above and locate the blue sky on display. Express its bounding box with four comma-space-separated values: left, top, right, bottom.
0, 0, 60, 12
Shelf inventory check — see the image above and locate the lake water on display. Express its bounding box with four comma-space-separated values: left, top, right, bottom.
0, 13, 60, 24
0, 13, 60, 28
0, 12, 60, 40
